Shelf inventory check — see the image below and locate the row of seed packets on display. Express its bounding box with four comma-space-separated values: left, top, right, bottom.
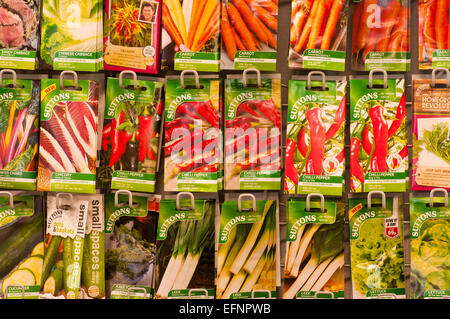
2, 66, 450, 194
2, 189, 447, 299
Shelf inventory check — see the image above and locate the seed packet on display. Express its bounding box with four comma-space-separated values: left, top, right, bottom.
288, 0, 348, 71
349, 192, 405, 299
37, 72, 99, 193
99, 71, 164, 193
41, 193, 89, 299
161, 0, 221, 71
350, 71, 407, 193
418, 0, 450, 69
224, 70, 281, 190
0, 71, 46, 190
105, 191, 159, 299
80, 194, 105, 299
164, 71, 222, 192
412, 71, 450, 191
410, 189, 450, 299
104, 0, 162, 74
351, 0, 410, 72
217, 194, 279, 299
0, 0, 41, 70
40, 0, 103, 71
0, 192, 43, 299
284, 195, 345, 299
285, 73, 347, 196
155, 193, 216, 299
221, 0, 278, 71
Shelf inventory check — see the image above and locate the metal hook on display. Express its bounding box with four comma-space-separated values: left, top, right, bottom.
180, 70, 200, 89
307, 71, 326, 90
0, 69, 17, 87
243, 68, 262, 88
176, 192, 195, 211
431, 68, 450, 88
430, 188, 448, 207
368, 69, 388, 89
367, 191, 386, 209
59, 70, 79, 90
119, 70, 138, 90
238, 193, 256, 212
56, 193, 73, 210
306, 193, 325, 212
114, 190, 133, 208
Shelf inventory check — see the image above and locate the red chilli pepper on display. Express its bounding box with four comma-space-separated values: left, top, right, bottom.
252, 99, 281, 129
305, 108, 326, 175
191, 101, 219, 128
297, 128, 309, 158
325, 96, 346, 140
139, 109, 153, 162
165, 124, 191, 143
175, 103, 201, 120
350, 122, 366, 191
236, 101, 262, 118
102, 122, 112, 139
369, 105, 389, 172
109, 111, 126, 167
225, 116, 259, 128
362, 125, 373, 155
165, 118, 194, 131
388, 93, 406, 137
165, 129, 204, 157
390, 145, 408, 169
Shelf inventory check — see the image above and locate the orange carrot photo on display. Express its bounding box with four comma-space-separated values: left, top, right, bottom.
221, 0, 279, 70
222, 3, 238, 60
289, 0, 348, 70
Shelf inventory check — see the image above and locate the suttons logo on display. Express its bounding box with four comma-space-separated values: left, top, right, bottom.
108, 92, 135, 117
290, 95, 318, 120
228, 92, 254, 119
353, 92, 379, 119
158, 212, 186, 239
351, 210, 376, 239
220, 215, 245, 243
411, 210, 437, 238
166, 94, 192, 120
0, 92, 13, 101
43, 92, 70, 119
289, 215, 317, 241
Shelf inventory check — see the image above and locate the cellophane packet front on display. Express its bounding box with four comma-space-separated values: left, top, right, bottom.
288, 0, 348, 71
99, 77, 164, 193
410, 194, 450, 299
161, 0, 221, 72
224, 74, 281, 190
349, 76, 407, 193
0, 0, 41, 70
348, 195, 405, 299
164, 76, 222, 192
284, 199, 345, 299
155, 198, 215, 299
221, 0, 278, 71
104, 0, 162, 74
412, 77, 450, 191
285, 77, 347, 196
351, 0, 410, 72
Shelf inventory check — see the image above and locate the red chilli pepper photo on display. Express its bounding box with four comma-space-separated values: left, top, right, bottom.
325, 96, 346, 140
305, 107, 326, 175
139, 107, 153, 162
388, 93, 406, 137
350, 123, 366, 191
369, 105, 389, 172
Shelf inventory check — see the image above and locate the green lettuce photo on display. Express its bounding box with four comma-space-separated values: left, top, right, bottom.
410, 194, 450, 299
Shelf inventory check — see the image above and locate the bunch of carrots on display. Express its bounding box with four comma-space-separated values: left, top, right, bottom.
352, 0, 409, 65
222, 0, 278, 61
162, 0, 220, 52
290, 0, 346, 53
418, 0, 450, 64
